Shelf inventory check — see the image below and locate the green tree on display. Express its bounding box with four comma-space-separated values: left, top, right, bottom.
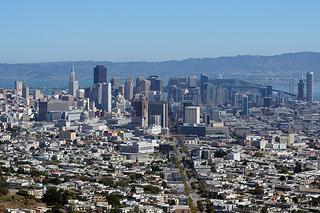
197, 200, 205, 212
280, 167, 288, 174
0, 169, 8, 195
99, 177, 114, 186
114, 179, 128, 187
280, 176, 286, 181
42, 187, 75, 207
191, 182, 196, 190
254, 186, 264, 195
211, 165, 217, 173
294, 162, 303, 173
105, 194, 124, 207
206, 198, 214, 213
253, 152, 263, 157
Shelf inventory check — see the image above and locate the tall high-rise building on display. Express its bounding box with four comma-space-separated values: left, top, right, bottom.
14, 81, 22, 91
266, 85, 273, 97
22, 83, 29, 100
148, 101, 168, 128
92, 83, 102, 107
124, 80, 133, 100
110, 77, 122, 96
242, 95, 248, 116
206, 84, 216, 106
68, 65, 79, 97
107, 83, 112, 113
102, 83, 112, 113
131, 95, 148, 127
139, 80, 151, 97
178, 76, 187, 89
14, 80, 23, 97
188, 87, 201, 106
297, 79, 305, 100
168, 77, 178, 100
200, 74, 209, 104
33, 89, 41, 101
184, 106, 200, 124
94, 65, 107, 85
261, 87, 267, 98
188, 76, 197, 88
306, 72, 313, 102
231, 92, 239, 108
148, 76, 163, 94
127, 75, 135, 86
134, 77, 144, 94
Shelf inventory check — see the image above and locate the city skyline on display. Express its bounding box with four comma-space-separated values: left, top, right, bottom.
1, 1, 320, 63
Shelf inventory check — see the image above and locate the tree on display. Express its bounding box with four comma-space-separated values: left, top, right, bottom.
211, 165, 217, 173
280, 176, 286, 181
142, 185, 160, 194
294, 162, 302, 173
197, 200, 205, 212
253, 152, 263, 157
191, 182, 196, 190
254, 186, 264, 195
168, 199, 176, 205
280, 167, 288, 174
99, 177, 114, 186
105, 194, 124, 207
114, 179, 128, 187
206, 198, 214, 213
42, 187, 75, 207
0, 169, 8, 195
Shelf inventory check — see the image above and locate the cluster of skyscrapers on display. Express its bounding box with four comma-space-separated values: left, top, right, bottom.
297, 72, 314, 102
12, 65, 315, 134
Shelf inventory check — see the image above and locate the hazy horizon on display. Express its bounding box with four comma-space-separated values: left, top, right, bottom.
1, 51, 319, 64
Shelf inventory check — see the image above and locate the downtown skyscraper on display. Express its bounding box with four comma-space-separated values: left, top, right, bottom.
68, 65, 78, 97
306, 72, 313, 102
94, 65, 107, 85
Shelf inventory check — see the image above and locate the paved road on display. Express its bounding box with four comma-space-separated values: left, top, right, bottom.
173, 137, 203, 208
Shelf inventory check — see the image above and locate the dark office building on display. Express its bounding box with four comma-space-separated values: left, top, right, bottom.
200, 74, 209, 104
148, 101, 168, 128
148, 76, 163, 94
261, 87, 267, 98
266, 85, 273, 97
94, 65, 107, 85
298, 79, 305, 100
131, 96, 148, 127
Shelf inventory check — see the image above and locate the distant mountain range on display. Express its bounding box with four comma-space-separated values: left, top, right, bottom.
0, 52, 319, 81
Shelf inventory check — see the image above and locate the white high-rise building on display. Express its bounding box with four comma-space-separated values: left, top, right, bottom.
14, 81, 23, 96
68, 65, 79, 97
14, 81, 23, 91
188, 76, 197, 88
107, 83, 112, 113
22, 83, 29, 100
184, 106, 200, 124
33, 89, 41, 101
102, 82, 112, 113
306, 72, 313, 102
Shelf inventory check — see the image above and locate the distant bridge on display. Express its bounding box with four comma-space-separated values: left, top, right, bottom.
273, 89, 296, 97
226, 85, 297, 97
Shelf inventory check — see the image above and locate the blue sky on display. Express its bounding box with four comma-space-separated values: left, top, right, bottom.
1, 0, 320, 63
